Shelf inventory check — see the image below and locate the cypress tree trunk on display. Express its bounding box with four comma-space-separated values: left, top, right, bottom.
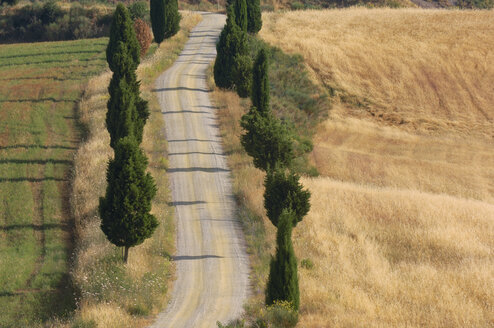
265, 209, 300, 311
124, 246, 130, 263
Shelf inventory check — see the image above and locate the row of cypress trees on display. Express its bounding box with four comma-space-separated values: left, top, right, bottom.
150, 0, 181, 45
240, 49, 311, 312
214, 0, 261, 97
215, 0, 310, 312
99, 4, 158, 263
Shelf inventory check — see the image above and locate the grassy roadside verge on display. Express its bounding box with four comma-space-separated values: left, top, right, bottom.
208, 36, 330, 323
70, 12, 202, 328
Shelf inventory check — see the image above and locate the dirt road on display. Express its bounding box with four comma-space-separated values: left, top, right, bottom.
150, 12, 249, 328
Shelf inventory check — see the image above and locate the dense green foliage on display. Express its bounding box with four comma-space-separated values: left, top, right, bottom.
240, 109, 295, 172
106, 4, 149, 148
0, 2, 112, 42
264, 170, 310, 228
150, 0, 180, 44
99, 137, 158, 263
265, 209, 300, 311
163, 0, 181, 39
214, 6, 249, 90
233, 0, 248, 32
233, 54, 252, 98
107, 4, 140, 73
251, 48, 270, 114
150, 0, 166, 44
246, 0, 262, 33
128, 1, 150, 22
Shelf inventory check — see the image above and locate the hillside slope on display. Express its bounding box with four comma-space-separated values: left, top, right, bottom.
260, 9, 494, 327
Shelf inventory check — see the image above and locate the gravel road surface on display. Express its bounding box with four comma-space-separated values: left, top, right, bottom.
150, 12, 250, 328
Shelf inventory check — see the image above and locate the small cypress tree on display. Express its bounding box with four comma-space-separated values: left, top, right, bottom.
150, 0, 166, 44
107, 4, 140, 74
251, 48, 270, 115
246, 0, 262, 34
234, 0, 248, 32
163, 0, 180, 39
240, 109, 294, 171
264, 169, 311, 227
214, 6, 249, 90
233, 54, 252, 98
99, 137, 158, 263
265, 209, 300, 311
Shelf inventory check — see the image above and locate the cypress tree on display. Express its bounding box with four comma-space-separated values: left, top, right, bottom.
240, 109, 294, 171
264, 170, 311, 228
150, 0, 166, 44
214, 6, 249, 90
234, 0, 248, 32
246, 0, 262, 34
265, 209, 300, 311
233, 54, 252, 98
99, 137, 158, 263
107, 4, 140, 74
163, 0, 180, 39
251, 48, 270, 115
106, 5, 149, 148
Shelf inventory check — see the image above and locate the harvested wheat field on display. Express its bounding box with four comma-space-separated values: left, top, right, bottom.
260, 9, 494, 327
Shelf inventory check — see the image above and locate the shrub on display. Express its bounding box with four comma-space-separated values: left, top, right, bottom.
128, 1, 149, 22
300, 258, 314, 270
264, 301, 298, 328
41, 0, 63, 25
134, 18, 153, 57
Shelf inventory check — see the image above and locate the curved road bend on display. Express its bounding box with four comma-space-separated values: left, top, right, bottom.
150, 12, 250, 328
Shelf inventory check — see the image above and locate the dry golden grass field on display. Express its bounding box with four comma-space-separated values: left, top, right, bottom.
257, 9, 494, 327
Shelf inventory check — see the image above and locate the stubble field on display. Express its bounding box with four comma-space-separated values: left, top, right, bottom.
259, 9, 494, 327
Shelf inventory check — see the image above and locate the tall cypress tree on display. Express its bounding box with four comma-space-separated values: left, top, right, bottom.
246, 0, 262, 34
265, 209, 300, 311
107, 4, 140, 74
234, 0, 248, 32
214, 6, 249, 90
251, 48, 270, 115
164, 0, 180, 39
150, 0, 166, 44
99, 137, 158, 263
264, 169, 311, 228
106, 4, 149, 148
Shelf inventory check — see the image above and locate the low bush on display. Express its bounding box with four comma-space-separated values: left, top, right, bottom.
134, 18, 153, 57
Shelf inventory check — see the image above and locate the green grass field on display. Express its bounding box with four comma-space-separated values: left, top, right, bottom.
0, 38, 107, 327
